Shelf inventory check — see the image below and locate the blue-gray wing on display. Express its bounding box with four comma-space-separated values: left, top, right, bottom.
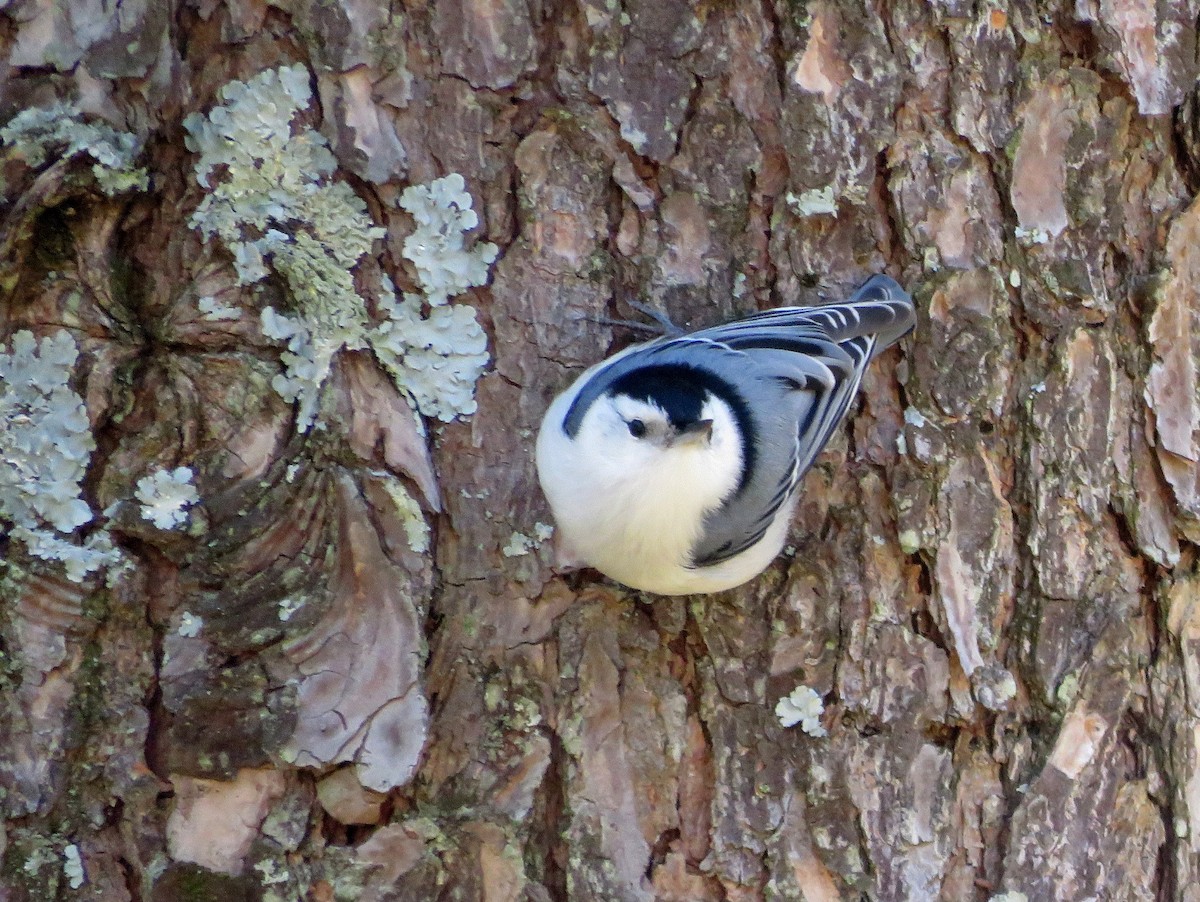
687, 274, 915, 567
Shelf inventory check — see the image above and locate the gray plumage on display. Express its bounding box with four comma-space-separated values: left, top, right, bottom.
555, 274, 915, 573
536, 274, 915, 594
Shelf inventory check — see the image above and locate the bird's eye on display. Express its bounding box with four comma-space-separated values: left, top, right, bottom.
627, 419, 647, 438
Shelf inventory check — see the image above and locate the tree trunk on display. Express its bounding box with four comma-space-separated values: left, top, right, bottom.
2, 1, 1199, 900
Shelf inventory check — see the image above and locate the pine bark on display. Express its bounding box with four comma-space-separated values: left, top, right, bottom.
2, 1, 1200, 900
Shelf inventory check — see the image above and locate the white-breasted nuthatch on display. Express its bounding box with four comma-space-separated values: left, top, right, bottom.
535, 275, 915, 596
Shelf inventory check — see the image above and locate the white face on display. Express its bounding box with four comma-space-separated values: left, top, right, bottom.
609, 394, 687, 448
535, 381, 747, 591
575, 390, 743, 498
586, 393, 711, 453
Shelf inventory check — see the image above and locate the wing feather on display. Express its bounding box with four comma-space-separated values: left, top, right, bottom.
689, 275, 913, 567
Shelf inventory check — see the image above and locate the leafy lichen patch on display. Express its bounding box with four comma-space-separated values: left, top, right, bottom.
183, 64, 382, 432
0, 102, 148, 195
184, 65, 496, 431
775, 685, 828, 737
372, 287, 490, 422
398, 173, 499, 307
0, 331, 118, 581
135, 466, 200, 530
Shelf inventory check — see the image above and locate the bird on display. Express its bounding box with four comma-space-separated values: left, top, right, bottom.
534, 274, 916, 596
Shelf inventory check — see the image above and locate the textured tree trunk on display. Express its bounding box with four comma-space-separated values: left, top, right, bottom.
3, 1, 1200, 900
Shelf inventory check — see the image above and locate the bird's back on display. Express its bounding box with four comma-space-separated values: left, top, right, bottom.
683, 274, 915, 568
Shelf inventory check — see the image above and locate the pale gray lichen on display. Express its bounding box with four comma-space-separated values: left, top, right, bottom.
1014, 225, 1051, 245
184, 65, 495, 430
15, 529, 121, 584
372, 288, 489, 421
253, 857, 290, 888
786, 185, 838, 216
184, 64, 380, 431
62, 844, 85, 890
197, 295, 240, 321
277, 596, 304, 622
0, 331, 118, 580
972, 663, 1018, 711
502, 531, 536, 557
775, 685, 828, 737
501, 522, 554, 557
0, 102, 148, 194
135, 466, 199, 529
0, 333, 93, 533
178, 612, 203, 638
897, 529, 922, 555
399, 173, 499, 306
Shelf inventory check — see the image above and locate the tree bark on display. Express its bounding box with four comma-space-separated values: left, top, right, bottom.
2, 1, 1199, 900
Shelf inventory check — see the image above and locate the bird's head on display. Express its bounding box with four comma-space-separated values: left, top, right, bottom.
570, 365, 746, 506
601, 391, 715, 452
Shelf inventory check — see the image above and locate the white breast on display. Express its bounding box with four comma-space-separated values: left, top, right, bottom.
536, 387, 778, 595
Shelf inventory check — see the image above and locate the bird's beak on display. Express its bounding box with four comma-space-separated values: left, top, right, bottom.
671, 419, 713, 447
